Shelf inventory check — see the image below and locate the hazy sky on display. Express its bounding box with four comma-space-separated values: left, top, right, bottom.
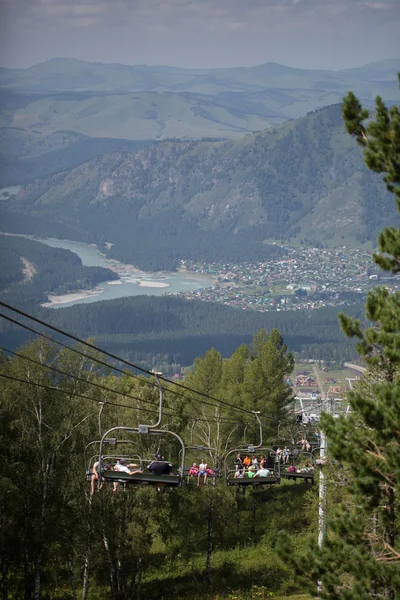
0, 0, 399, 70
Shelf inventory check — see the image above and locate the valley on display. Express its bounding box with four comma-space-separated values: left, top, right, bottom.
1, 104, 398, 274
1, 8, 399, 596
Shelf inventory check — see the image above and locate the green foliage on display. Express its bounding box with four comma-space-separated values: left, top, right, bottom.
0, 336, 317, 600
342, 74, 400, 272
278, 73, 400, 599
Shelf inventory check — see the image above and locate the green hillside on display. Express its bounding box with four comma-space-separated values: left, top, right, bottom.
0, 59, 399, 142
0, 89, 282, 141
2, 104, 396, 270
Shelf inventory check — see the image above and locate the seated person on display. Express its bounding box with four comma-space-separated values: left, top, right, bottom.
254, 467, 270, 478
197, 460, 208, 486
259, 455, 267, 469
298, 462, 314, 474
234, 453, 243, 470
283, 447, 290, 464
234, 467, 245, 479
90, 458, 107, 495
148, 456, 174, 475
251, 456, 258, 467
114, 458, 141, 475
247, 465, 256, 478
188, 463, 199, 476
243, 456, 251, 469
288, 464, 296, 473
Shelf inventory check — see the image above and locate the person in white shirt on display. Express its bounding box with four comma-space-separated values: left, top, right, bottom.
113, 459, 142, 492
197, 460, 208, 486
254, 468, 271, 478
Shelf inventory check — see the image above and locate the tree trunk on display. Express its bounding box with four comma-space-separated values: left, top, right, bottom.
205, 499, 214, 587
235, 488, 241, 534
69, 552, 77, 600
116, 496, 127, 599
1, 562, 8, 600
383, 484, 395, 600
82, 497, 93, 600
103, 531, 117, 600
33, 559, 41, 600
251, 494, 256, 538
136, 556, 143, 600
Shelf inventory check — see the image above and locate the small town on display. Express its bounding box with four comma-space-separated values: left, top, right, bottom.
174, 245, 400, 312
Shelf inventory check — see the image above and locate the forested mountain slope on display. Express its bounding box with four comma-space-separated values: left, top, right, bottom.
0, 127, 151, 185
3, 104, 396, 270
0, 235, 117, 305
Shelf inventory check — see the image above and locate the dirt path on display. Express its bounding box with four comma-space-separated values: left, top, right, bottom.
312, 364, 326, 397
21, 257, 37, 281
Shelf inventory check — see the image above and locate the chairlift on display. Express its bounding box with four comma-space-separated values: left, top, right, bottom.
91, 372, 185, 489
180, 444, 220, 484
224, 412, 280, 487
279, 445, 315, 484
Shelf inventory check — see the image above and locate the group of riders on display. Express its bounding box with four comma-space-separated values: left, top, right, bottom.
90, 441, 317, 493
90, 452, 173, 495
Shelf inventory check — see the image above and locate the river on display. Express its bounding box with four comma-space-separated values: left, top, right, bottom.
0, 184, 212, 308
6, 234, 212, 309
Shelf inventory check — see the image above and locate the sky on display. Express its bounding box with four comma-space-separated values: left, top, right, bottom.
0, 0, 399, 70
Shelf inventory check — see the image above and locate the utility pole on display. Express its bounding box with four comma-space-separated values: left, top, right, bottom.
318, 426, 327, 549
317, 380, 331, 596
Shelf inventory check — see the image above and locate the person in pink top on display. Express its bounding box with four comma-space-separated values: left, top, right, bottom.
189, 463, 199, 476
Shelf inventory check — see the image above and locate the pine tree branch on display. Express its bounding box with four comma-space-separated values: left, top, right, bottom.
376, 543, 400, 563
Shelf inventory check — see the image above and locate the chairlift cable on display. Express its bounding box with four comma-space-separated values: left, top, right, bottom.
0, 344, 177, 418
0, 312, 250, 420
0, 372, 149, 411
0, 302, 254, 415
0, 344, 250, 425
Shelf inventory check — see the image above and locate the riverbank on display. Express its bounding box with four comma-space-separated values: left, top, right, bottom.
3, 233, 212, 308
41, 289, 103, 307
139, 281, 169, 288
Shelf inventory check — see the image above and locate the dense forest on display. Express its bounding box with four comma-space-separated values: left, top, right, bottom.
0, 235, 117, 305
0, 329, 321, 600
0, 294, 362, 368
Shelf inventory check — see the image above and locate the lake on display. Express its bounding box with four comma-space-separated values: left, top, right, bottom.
14, 235, 212, 308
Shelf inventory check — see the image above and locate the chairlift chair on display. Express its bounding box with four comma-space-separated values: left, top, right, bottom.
92, 372, 186, 489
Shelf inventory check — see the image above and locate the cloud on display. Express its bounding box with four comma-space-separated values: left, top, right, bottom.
358, 1, 393, 8
2, 0, 397, 29
1, 0, 399, 69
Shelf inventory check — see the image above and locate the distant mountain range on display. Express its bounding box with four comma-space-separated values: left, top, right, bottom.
0, 58, 399, 142
2, 104, 397, 270
1, 58, 400, 95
